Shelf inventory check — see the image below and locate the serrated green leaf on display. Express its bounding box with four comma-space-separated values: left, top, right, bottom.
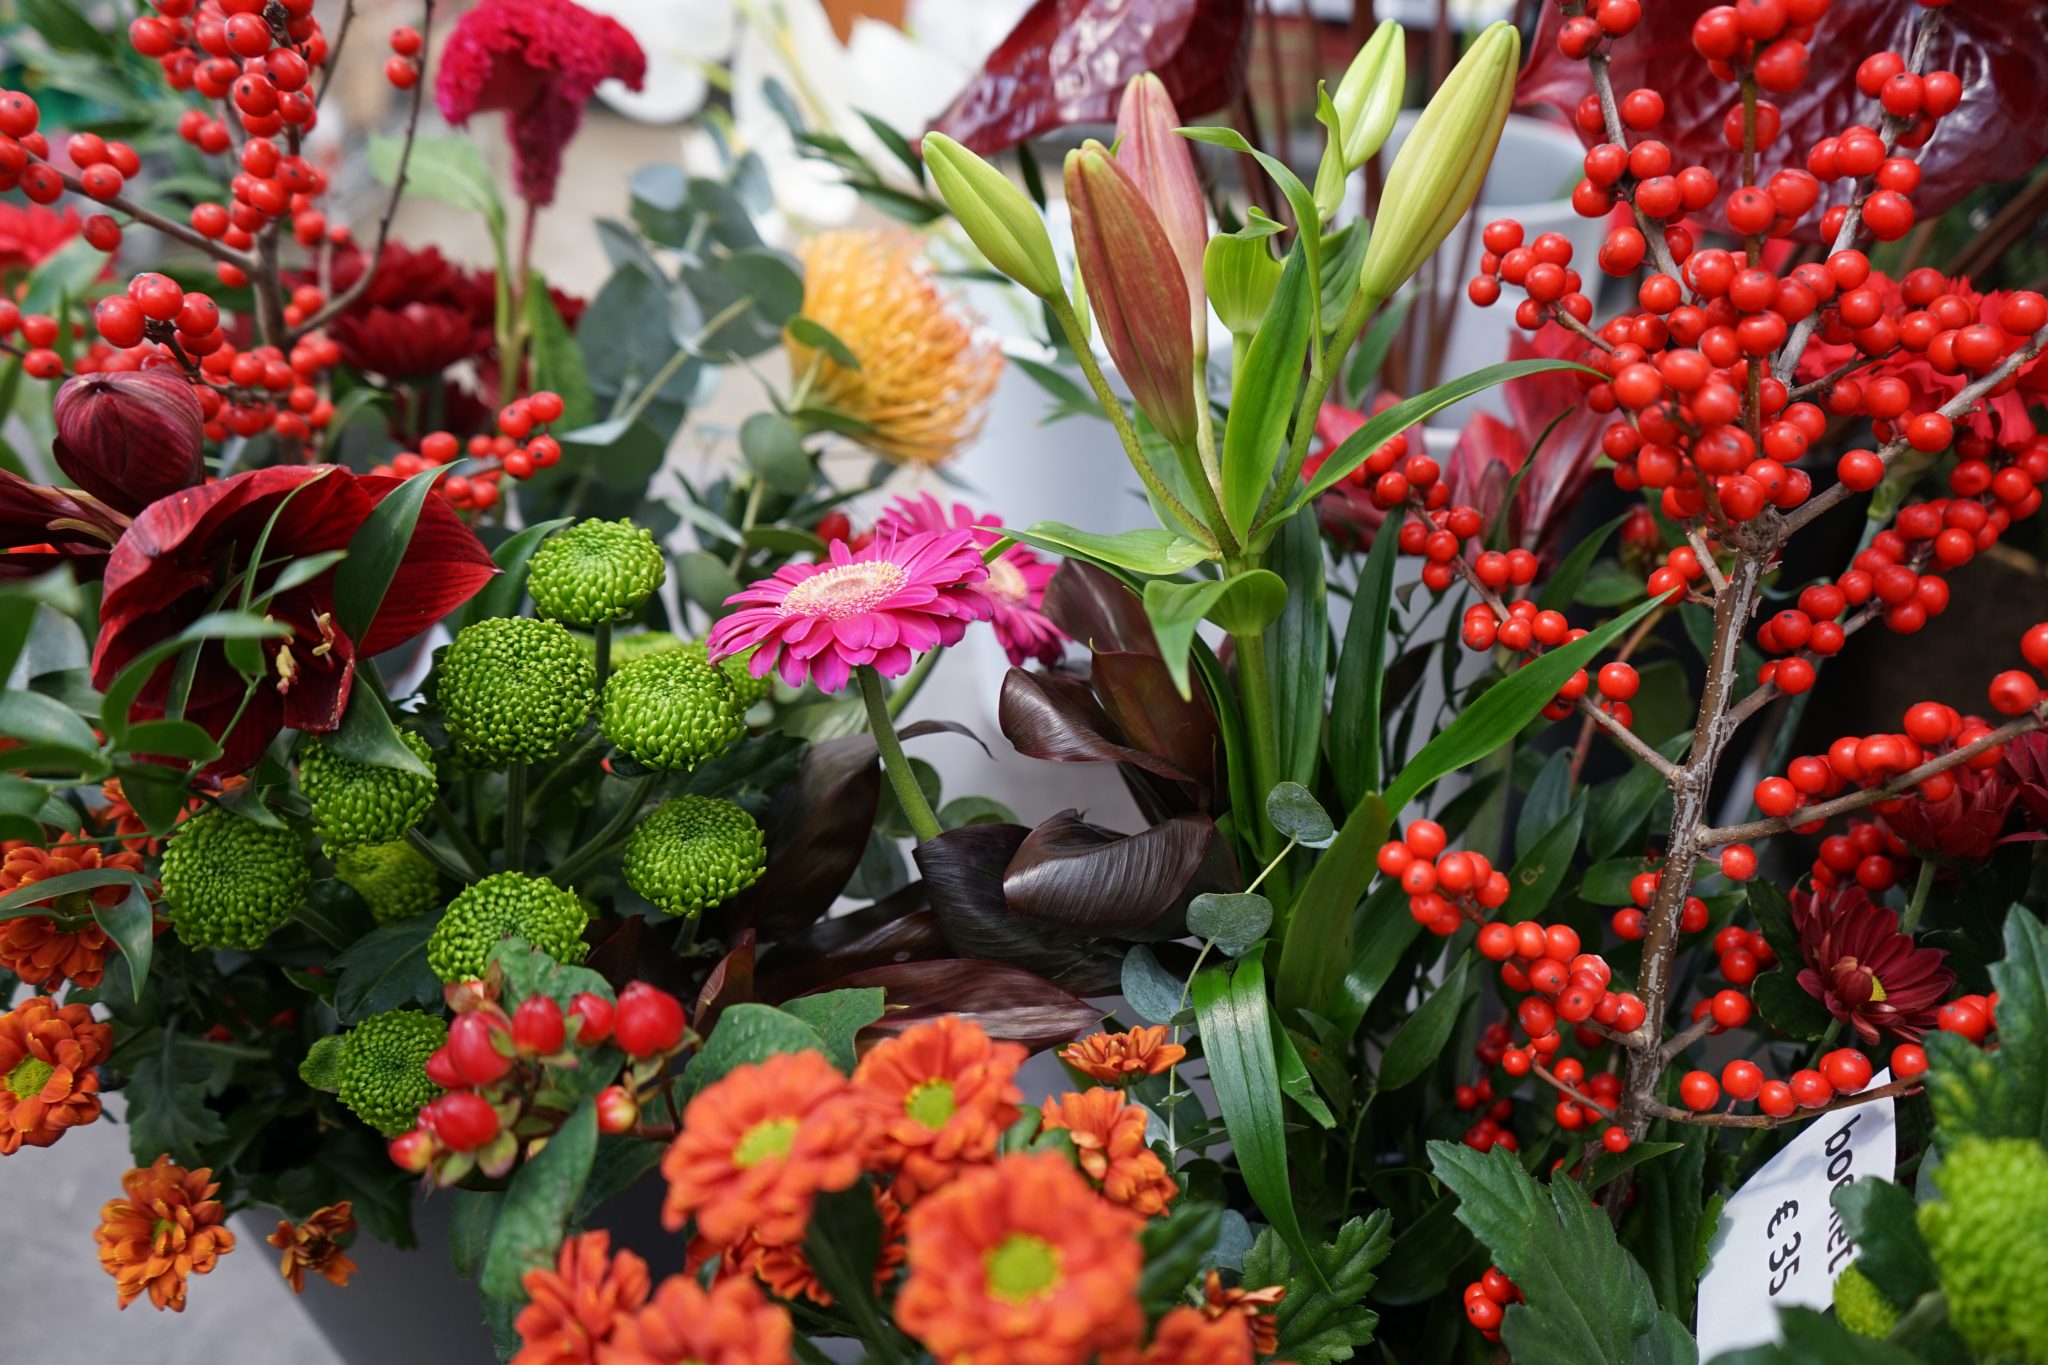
1138, 1201, 1224, 1312
1829, 1179, 1936, 1308
781, 988, 885, 1073
1924, 905, 2048, 1143
1240, 1211, 1392, 1365
681, 1003, 827, 1095
127, 1034, 230, 1164
1621, 1125, 1708, 1323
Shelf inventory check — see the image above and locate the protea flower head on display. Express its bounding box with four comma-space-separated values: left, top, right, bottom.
51, 368, 204, 516
1794, 884, 1955, 1044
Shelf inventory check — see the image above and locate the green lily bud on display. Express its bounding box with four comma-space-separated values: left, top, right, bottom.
1203, 226, 1285, 343
1333, 22, 1406, 171
921, 132, 1064, 301
1066, 139, 1198, 447
1312, 83, 1347, 225
1358, 20, 1518, 305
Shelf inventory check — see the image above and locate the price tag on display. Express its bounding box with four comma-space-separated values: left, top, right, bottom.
1695, 1075, 1895, 1358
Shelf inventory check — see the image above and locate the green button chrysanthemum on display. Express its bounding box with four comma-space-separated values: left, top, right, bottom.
1919, 1137, 2048, 1363
599, 650, 746, 772
299, 729, 436, 847
438, 616, 596, 766
329, 1008, 446, 1137
427, 871, 589, 983
333, 840, 441, 924
622, 796, 767, 917
680, 639, 772, 709
528, 518, 666, 628
160, 807, 310, 950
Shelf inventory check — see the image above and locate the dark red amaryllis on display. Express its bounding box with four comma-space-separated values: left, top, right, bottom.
90, 467, 496, 775
0, 470, 125, 581
1881, 759, 2018, 862
1792, 884, 1954, 1045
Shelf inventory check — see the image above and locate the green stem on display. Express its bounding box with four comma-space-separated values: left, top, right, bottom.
1266, 287, 1379, 538
857, 665, 940, 844
526, 730, 609, 814
1194, 380, 1222, 489
1171, 437, 1237, 557
504, 763, 527, 871
592, 621, 613, 691
550, 772, 659, 885
886, 646, 941, 720
1901, 856, 1937, 934
407, 828, 480, 885
431, 797, 490, 878
1230, 602, 1283, 840
727, 477, 766, 575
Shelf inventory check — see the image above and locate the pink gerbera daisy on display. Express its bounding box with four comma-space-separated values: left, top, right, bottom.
874, 494, 1067, 667
708, 530, 992, 694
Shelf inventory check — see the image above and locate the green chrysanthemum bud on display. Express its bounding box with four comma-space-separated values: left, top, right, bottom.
299, 729, 436, 847
331, 1008, 446, 1137
528, 518, 667, 628
438, 616, 596, 766
160, 807, 309, 950
334, 840, 440, 924
1831, 1265, 1898, 1339
623, 796, 766, 918
599, 650, 746, 772
680, 639, 771, 709
1918, 1137, 2048, 1364
427, 871, 588, 983
609, 630, 685, 668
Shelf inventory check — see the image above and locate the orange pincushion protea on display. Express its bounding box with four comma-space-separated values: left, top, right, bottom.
1060, 1025, 1186, 1085
1203, 1269, 1287, 1356
788, 229, 1003, 468
94, 1156, 236, 1311
661, 1048, 867, 1248
1039, 1088, 1178, 1215
0, 994, 112, 1153
513, 1230, 650, 1365
852, 1013, 1025, 1203
0, 837, 146, 989
267, 1201, 358, 1294
895, 1152, 1145, 1365
1104, 1306, 1258, 1365
596, 1272, 792, 1365
724, 1185, 907, 1306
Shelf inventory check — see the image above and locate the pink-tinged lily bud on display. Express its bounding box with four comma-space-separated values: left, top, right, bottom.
1115, 73, 1208, 356
51, 368, 204, 516
1066, 140, 1198, 448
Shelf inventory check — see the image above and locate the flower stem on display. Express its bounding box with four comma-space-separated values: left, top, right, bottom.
431, 797, 490, 878
886, 646, 941, 720
1901, 856, 1937, 935
592, 621, 613, 690
858, 665, 940, 844
504, 762, 527, 871
550, 773, 660, 886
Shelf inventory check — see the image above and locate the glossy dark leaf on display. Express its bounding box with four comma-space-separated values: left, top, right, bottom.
998, 666, 1200, 787
456, 519, 571, 631
1378, 952, 1474, 1092
1091, 650, 1221, 797
914, 821, 1098, 981
331, 915, 441, 1023
930, 0, 1252, 155
1522, 1, 2048, 237
333, 468, 442, 643
825, 959, 1103, 1052
1752, 967, 1835, 1042
1501, 798, 1586, 924
733, 733, 880, 937
583, 915, 701, 1002
1275, 794, 1391, 1021
692, 931, 756, 1036
1042, 559, 1158, 655
1004, 810, 1219, 936
755, 899, 949, 1001
1620, 1125, 1709, 1324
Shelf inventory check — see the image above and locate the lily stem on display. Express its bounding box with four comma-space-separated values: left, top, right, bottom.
858, 665, 940, 844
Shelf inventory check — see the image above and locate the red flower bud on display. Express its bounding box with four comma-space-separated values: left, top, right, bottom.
421, 1092, 499, 1151
51, 368, 204, 515
424, 1044, 465, 1090
387, 1127, 436, 1172
595, 1085, 638, 1134
447, 1010, 512, 1086
613, 982, 685, 1059
569, 991, 614, 1045
512, 994, 566, 1056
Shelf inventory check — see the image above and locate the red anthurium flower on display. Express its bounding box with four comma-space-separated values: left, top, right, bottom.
0, 470, 126, 581
90, 467, 496, 775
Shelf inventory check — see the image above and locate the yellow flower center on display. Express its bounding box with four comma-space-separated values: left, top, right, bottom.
985, 555, 1029, 605
1868, 976, 1887, 1002
4, 1056, 53, 1101
985, 1233, 1062, 1303
904, 1078, 957, 1130
734, 1116, 800, 1168
781, 561, 908, 619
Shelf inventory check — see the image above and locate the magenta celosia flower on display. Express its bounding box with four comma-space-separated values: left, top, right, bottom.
708, 530, 992, 694
434, 0, 646, 208
873, 494, 1066, 667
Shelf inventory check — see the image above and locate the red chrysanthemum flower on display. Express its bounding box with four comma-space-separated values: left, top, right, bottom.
723, 1185, 906, 1307
267, 1202, 358, 1294
1059, 1025, 1186, 1085
852, 1014, 1026, 1204
513, 1230, 650, 1365
1039, 1088, 1178, 1215
1881, 758, 2018, 862
0, 994, 113, 1154
1794, 884, 1956, 1045
873, 494, 1065, 667
94, 1156, 236, 1311
895, 1152, 1146, 1365
435, 0, 646, 208
708, 530, 992, 694
0, 837, 148, 990
1103, 1305, 1257, 1365
596, 1272, 791, 1365
660, 1048, 868, 1248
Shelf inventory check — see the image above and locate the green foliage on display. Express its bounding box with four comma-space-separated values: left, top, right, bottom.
779, 989, 886, 1072
1378, 952, 1473, 1091
1241, 1212, 1393, 1365
1925, 906, 2048, 1144
428, 872, 588, 983
159, 808, 309, 950
332, 914, 442, 1022
1221, 243, 1313, 538
622, 795, 766, 917
331, 1009, 447, 1138
682, 1003, 829, 1093
479, 1101, 599, 1307
1143, 570, 1289, 698
1918, 1137, 2048, 1363
333, 840, 442, 924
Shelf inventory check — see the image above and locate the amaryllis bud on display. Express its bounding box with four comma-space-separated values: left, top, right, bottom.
569, 991, 613, 1045
512, 994, 566, 1056
613, 982, 685, 1059
920, 131, 1063, 301
1203, 229, 1285, 344
51, 368, 204, 516
1066, 141, 1198, 447
448, 1010, 512, 1086
421, 1091, 499, 1152
1359, 21, 1519, 305
595, 1084, 638, 1134
1333, 22, 1406, 171
387, 1127, 436, 1172
1115, 74, 1208, 357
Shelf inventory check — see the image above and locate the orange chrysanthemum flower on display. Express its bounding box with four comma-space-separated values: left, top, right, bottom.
0, 993, 112, 1153
895, 1151, 1145, 1365
0, 837, 146, 990
1203, 1269, 1287, 1356
788, 229, 1003, 468
596, 1272, 792, 1365
661, 1048, 867, 1248
1039, 1088, 1178, 1216
852, 1013, 1025, 1203
266, 1201, 358, 1295
1060, 1025, 1187, 1085
94, 1155, 236, 1311
513, 1230, 651, 1365
93, 776, 245, 856
1104, 1306, 1257, 1365
724, 1184, 906, 1306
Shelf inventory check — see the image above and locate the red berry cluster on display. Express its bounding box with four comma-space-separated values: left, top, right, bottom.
1462, 1265, 1522, 1340
388, 978, 687, 1185
1607, 865, 1717, 943
1376, 819, 1511, 936
369, 392, 569, 515
385, 25, 424, 89
1457, 1030, 1520, 1153
1680, 1044, 1880, 1119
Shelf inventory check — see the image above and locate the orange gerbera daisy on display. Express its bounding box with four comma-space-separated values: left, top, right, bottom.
0, 993, 112, 1153
661, 1048, 868, 1248
1104, 1306, 1257, 1365
596, 1272, 792, 1365
725, 1185, 907, 1306
266, 1202, 358, 1294
895, 1152, 1145, 1365
1203, 1269, 1287, 1356
1060, 1025, 1187, 1084
0, 837, 146, 990
1039, 1088, 1178, 1216
852, 1014, 1025, 1203
513, 1230, 651, 1365
94, 1155, 236, 1311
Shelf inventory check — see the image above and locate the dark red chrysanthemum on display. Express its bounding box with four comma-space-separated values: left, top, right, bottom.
435, 0, 645, 208
319, 243, 491, 378
2005, 731, 2048, 830
1881, 759, 2018, 862
1793, 884, 1955, 1045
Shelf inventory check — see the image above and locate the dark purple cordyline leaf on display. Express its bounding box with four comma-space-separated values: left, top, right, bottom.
1003, 809, 1219, 937
726, 733, 880, 937
1519, 0, 2048, 239
929, 0, 1251, 156
896, 717, 994, 758
756, 899, 950, 1002
693, 931, 756, 1035
1090, 649, 1220, 793
816, 959, 1105, 1053
999, 666, 1199, 784
914, 821, 1119, 981
1043, 560, 1160, 656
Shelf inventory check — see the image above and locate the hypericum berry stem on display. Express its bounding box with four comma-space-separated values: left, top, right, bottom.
857, 664, 942, 845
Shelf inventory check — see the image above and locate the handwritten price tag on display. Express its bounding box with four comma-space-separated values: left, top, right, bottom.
1695, 1074, 1896, 1358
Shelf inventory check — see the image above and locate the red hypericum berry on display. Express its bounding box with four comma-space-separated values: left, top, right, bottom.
1757, 1080, 1795, 1118
595, 1085, 639, 1134
569, 991, 614, 1045
389, 25, 424, 55
1680, 1071, 1721, 1110
1789, 1069, 1835, 1108
1890, 1043, 1928, 1081
387, 1127, 436, 1172
1936, 997, 1990, 1042
424, 1045, 465, 1090
1720, 844, 1758, 880
1710, 990, 1752, 1029
512, 995, 567, 1056
1988, 670, 2041, 716
613, 982, 686, 1059
448, 1011, 512, 1086
94, 295, 147, 349
422, 1092, 500, 1152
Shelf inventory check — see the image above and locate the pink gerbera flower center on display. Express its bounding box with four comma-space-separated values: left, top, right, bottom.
780, 560, 910, 619
986, 556, 1031, 606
